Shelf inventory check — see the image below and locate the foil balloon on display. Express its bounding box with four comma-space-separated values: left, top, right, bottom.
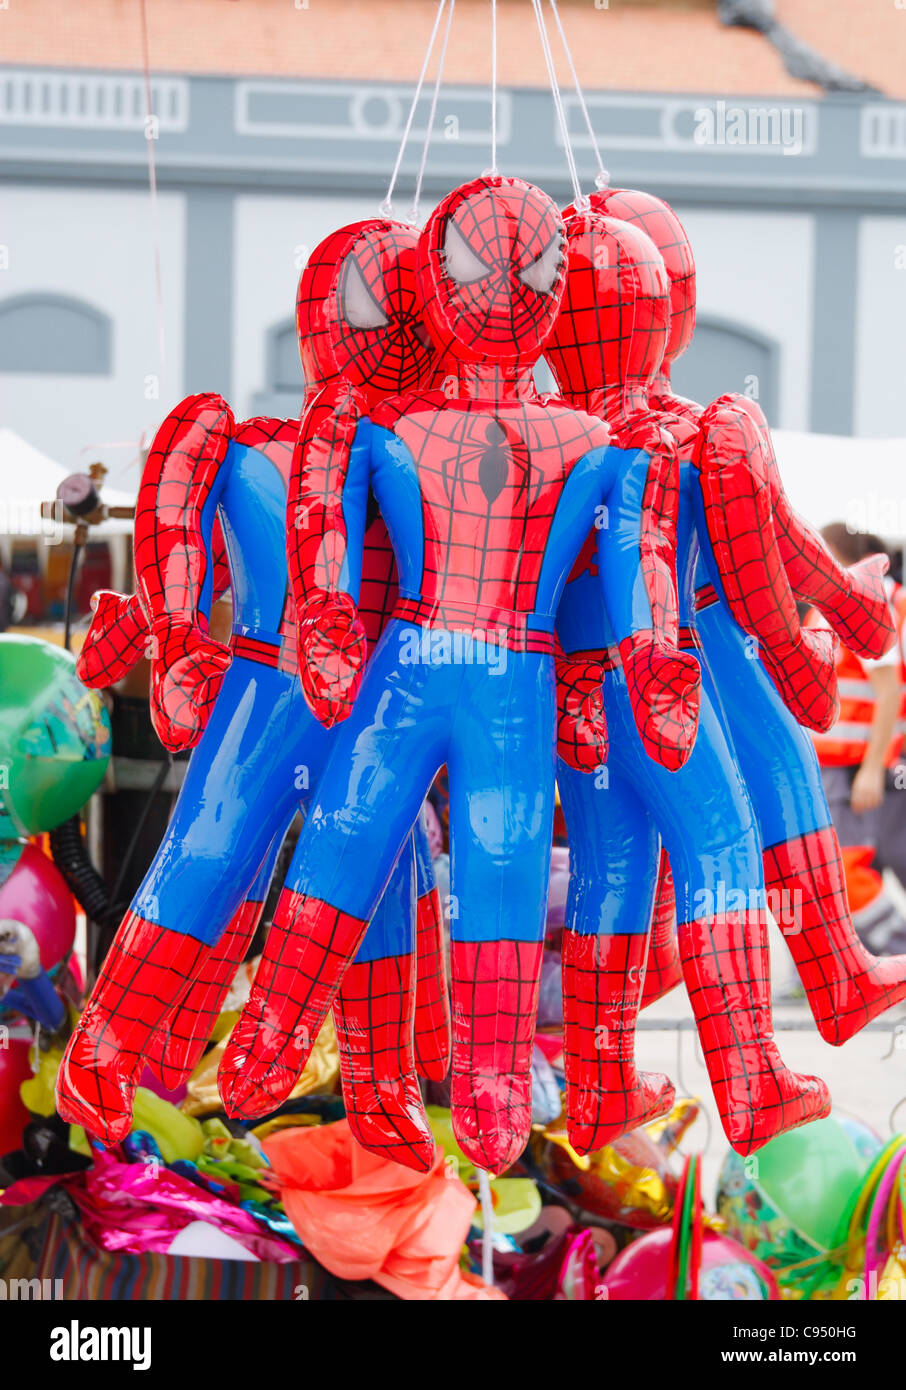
262, 1121, 504, 1300
181, 1014, 341, 1119
589, 187, 906, 1048
57, 219, 451, 1172
602, 1226, 779, 1301
4, 1144, 301, 1262
538, 1125, 677, 1231
0, 637, 109, 1034
0, 843, 76, 974
220, 175, 700, 1175
717, 1110, 883, 1297
0, 1033, 34, 1156
0, 844, 75, 1029
0, 635, 111, 846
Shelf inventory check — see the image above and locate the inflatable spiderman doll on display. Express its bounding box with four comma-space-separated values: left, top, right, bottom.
57, 219, 453, 1171
548, 196, 903, 1155
218, 174, 701, 1174
595, 187, 906, 1048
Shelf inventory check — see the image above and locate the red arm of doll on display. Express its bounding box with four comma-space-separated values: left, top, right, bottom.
75, 517, 232, 691
728, 395, 894, 661
554, 639, 609, 772
286, 384, 369, 727
605, 421, 701, 771
134, 394, 234, 751
693, 399, 841, 732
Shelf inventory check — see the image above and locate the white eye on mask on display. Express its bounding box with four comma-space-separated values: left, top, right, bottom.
341, 258, 390, 330
518, 234, 564, 295
443, 220, 493, 286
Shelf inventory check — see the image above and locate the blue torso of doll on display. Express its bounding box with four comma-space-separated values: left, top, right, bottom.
206, 424, 296, 640
556, 455, 701, 653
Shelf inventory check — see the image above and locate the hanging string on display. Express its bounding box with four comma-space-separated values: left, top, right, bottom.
548, 0, 609, 189
530, 0, 585, 210
29, 1021, 42, 1075
477, 1169, 495, 1288
381, 0, 448, 217
139, 0, 168, 400
410, 0, 456, 225
489, 0, 498, 174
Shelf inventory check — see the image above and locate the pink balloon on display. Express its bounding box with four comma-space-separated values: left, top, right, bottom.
0, 843, 76, 972
0, 1038, 33, 1155
603, 1226, 779, 1301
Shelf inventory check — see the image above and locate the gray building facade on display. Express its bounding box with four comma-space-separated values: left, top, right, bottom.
1, 66, 905, 480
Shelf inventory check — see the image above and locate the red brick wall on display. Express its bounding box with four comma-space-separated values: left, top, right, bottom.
2, 0, 898, 98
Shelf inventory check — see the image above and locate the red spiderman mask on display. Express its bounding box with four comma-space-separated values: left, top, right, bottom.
417, 175, 567, 372
296, 219, 435, 407
566, 188, 696, 367
545, 213, 670, 423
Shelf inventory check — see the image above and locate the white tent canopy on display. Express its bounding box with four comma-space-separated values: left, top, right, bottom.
770, 430, 906, 539
0, 427, 136, 538
2, 423, 905, 544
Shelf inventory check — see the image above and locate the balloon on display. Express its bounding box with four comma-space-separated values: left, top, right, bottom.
181, 1012, 340, 1118
221, 174, 699, 1178
536, 1119, 678, 1230
602, 1226, 779, 1301
549, 209, 835, 1157
51, 173, 906, 1186
717, 1110, 883, 1292
583, 188, 906, 1058
0, 635, 110, 835
128, 1087, 205, 1165
549, 197, 903, 1162
57, 219, 449, 1172
262, 1120, 504, 1300
0, 1035, 34, 1156
0, 842, 75, 972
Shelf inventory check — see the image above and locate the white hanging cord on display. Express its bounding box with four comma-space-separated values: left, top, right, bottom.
139, 0, 168, 400
410, 0, 456, 225
381, 0, 448, 217
477, 1169, 495, 1288
530, 0, 585, 210
548, 0, 609, 190
489, 0, 499, 175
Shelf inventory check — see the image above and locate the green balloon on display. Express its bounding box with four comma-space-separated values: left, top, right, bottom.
0, 635, 111, 836
752, 1112, 881, 1250
131, 1087, 205, 1165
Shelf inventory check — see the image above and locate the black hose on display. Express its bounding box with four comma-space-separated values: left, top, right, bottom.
107, 754, 171, 911
48, 816, 115, 926
63, 540, 83, 653
53, 536, 116, 925
57, 528, 175, 972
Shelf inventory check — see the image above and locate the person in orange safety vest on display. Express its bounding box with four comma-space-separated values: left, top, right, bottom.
809, 523, 906, 956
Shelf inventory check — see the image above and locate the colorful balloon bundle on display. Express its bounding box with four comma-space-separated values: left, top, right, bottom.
0, 636, 110, 1154
717, 1109, 905, 1300
602, 1153, 780, 1301
56, 174, 906, 1181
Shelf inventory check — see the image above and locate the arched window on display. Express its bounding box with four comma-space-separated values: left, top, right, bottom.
270, 318, 304, 394
0, 294, 112, 374
671, 316, 779, 424
250, 317, 304, 418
